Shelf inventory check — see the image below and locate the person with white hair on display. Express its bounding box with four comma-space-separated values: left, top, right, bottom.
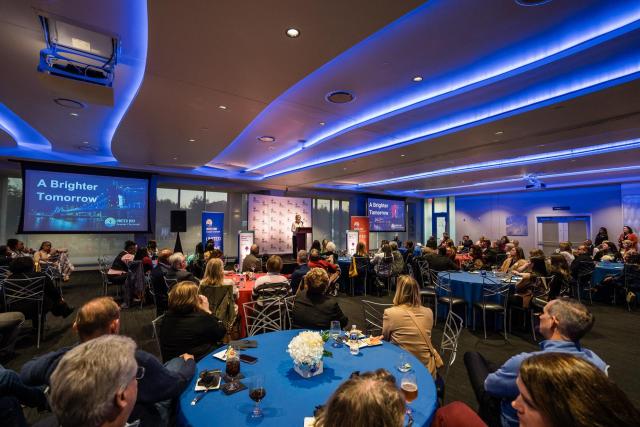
165, 252, 196, 283
48, 335, 139, 427
324, 241, 337, 264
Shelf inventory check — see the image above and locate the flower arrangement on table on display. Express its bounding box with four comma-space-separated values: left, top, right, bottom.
601, 255, 615, 262
287, 331, 327, 378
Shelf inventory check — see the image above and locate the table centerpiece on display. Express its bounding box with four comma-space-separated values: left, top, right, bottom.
287, 331, 326, 378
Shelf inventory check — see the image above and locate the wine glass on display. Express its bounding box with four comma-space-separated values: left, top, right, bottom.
248, 374, 266, 418
400, 372, 418, 415
330, 321, 342, 348
225, 349, 241, 391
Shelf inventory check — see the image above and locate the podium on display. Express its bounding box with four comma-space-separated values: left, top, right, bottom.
295, 227, 313, 254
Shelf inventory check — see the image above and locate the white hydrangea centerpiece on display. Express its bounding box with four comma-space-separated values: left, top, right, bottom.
287, 331, 325, 378
601, 254, 614, 262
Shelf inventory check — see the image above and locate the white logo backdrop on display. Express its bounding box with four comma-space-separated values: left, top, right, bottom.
248, 194, 312, 254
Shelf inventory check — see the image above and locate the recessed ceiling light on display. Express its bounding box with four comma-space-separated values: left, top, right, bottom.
188, 138, 196, 142
326, 91, 354, 104
401, 154, 406, 157
412, 76, 423, 82
218, 105, 227, 110
257, 136, 276, 143
286, 28, 300, 38
82, 140, 89, 144
54, 98, 85, 109
495, 131, 504, 135
343, 167, 347, 171
69, 112, 79, 117
319, 122, 326, 126
173, 156, 178, 160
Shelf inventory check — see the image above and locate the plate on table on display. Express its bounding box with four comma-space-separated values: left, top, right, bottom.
212, 349, 227, 361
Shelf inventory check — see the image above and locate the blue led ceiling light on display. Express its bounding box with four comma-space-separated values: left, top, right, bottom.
358, 137, 640, 188
262, 57, 640, 179
0, 103, 51, 150
244, 6, 640, 173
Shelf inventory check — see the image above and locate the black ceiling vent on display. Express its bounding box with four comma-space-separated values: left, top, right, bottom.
326, 91, 355, 104
515, 0, 552, 6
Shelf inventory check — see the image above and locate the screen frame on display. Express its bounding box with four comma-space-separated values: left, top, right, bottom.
366, 196, 407, 232
18, 161, 153, 234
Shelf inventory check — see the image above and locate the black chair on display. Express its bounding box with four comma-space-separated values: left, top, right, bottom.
1, 277, 46, 348
509, 275, 554, 341
495, 253, 508, 267
472, 277, 510, 340
373, 256, 394, 296
575, 261, 595, 304
624, 264, 640, 311
416, 260, 437, 322
431, 271, 468, 326
349, 256, 369, 296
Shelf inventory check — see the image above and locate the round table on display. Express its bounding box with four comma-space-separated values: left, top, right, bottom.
177, 330, 438, 427
437, 271, 504, 320
592, 262, 624, 285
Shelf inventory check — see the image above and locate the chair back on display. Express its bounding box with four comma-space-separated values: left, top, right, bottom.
417, 259, 431, 288
361, 300, 392, 336
376, 256, 393, 277
440, 310, 464, 381
0, 266, 10, 279
577, 260, 595, 282
481, 276, 510, 309
534, 275, 554, 298
126, 260, 146, 295
164, 276, 178, 291
2, 276, 46, 307
283, 295, 296, 329
496, 253, 508, 266
432, 271, 452, 294
200, 285, 236, 330
242, 298, 283, 336
151, 314, 165, 360
254, 281, 290, 301
624, 264, 640, 288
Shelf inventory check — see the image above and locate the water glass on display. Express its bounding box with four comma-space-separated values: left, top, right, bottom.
400, 372, 418, 415
330, 321, 342, 347
397, 352, 412, 373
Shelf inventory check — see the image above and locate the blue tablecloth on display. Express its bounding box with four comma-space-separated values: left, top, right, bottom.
592, 262, 624, 285
437, 271, 504, 320
177, 330, 437, 427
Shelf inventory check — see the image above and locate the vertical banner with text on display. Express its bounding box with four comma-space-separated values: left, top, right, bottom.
238, 231, 255, 267
202, 212, 224, 253
350, 216, 370, 252
346, 230, 359, 256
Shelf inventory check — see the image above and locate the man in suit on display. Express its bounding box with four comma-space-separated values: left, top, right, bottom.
165, 252, 196, 283
290, 250, 310, 294
150, 249, 173, 316
427, 246, 459, 272
292, 268, 348, 330
242, 244, 262, 273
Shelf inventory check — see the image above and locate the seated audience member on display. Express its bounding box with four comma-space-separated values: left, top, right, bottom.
45, 335, 138, 427
593, 240, 621, 262
6, 239, 33, 259
309, 248, 340, 274
241, 244, 262, 272
620, 239, 636, 258
20, 297, 195, 427
0, 245, 12, 267
403, 241, 415, 265
252, 255, 290, 301
465, 298, 607, 427
186, 242, 206, 278
150, 249, 173, 316
427, 246, 458, 272
499, 247, 527, 273
600, 251, 640, 304
426, 236, 438, 250
482, 240, 499, 267
147, 239, 158, 260
134, 247, 153, 274
594, 226, 609, 246
310, 239, 322, 253
432, 401, 488, 427
461, 235, 474, 252
108, 241, 138, 285
158, 281, 226, 362
514, 353, 640, 427
315, 369, 405, 427
498, 236, 510, 252
324, 241, 337, 264
0, 311, 25, 353
34, 241, 74, 281
0, 363, 46, 427
583, 239, 595, 256
292, 268, 348, 329
382, 276, 441, 377
290, 250, 310, 294
439, 232, 453, 248
371, 244, 394, 283
321, 239, 329, 253
389, 241, 405, 275
570, 245, 594, 280
463, 245, 485, 271
510, 256, 548, 309
165, 252, 196, 283
199, 258, 238, 311
558, 241, 575, 265
7, 256, 74, 324
618, 225, 638, 250
548, 254, 571, 299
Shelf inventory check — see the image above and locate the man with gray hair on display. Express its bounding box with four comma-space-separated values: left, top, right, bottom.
465, 298, 607, 427
290, 250, 310, 294
165, 252, 196, 283
48, 335, 139, 427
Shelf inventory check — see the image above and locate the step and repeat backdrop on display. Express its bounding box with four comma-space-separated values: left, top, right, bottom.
248, 194, 312, 254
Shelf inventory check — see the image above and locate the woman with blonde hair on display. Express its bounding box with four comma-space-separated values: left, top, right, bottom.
382, 275, 442, 377
514, 353, 640, 427
157, 281, 226, 361
199, 257, 238, 311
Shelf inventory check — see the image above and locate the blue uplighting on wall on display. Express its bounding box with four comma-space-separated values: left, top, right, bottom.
0, 103, 51, 150
242, 3, 640, 174
358, 137, 640, 188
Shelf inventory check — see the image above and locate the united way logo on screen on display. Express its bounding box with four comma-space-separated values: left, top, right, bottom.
104, 217, 116, 228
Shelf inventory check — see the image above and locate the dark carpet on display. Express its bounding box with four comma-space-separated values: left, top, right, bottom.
5, 271, 639, 425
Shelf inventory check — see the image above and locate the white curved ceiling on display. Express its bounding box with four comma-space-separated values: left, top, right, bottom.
1, 0, 639, 197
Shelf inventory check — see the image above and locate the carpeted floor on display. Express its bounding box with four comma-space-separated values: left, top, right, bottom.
4, 271, 639, 425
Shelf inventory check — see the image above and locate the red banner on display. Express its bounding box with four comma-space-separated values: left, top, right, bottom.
350, 216, 370, 252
